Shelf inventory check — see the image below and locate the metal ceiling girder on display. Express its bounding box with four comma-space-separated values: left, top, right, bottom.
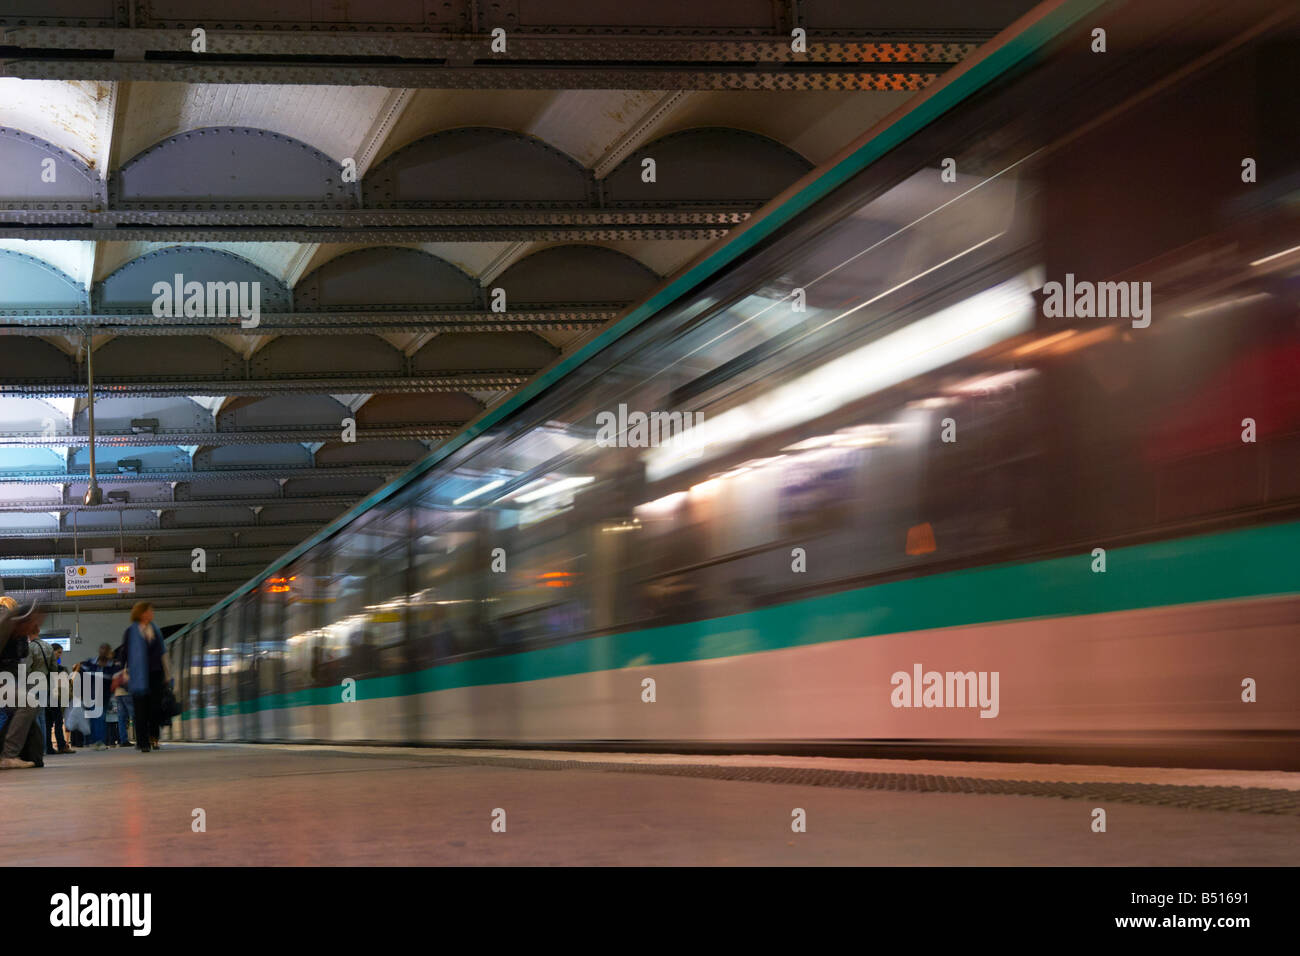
0, 464, 407, 483
5, 545, 309, 565
0, 224, 738, 242
4, 584, 271, 604
0, 519, 327, 540
6, 493, 363, 512
0, 373, 533, 397
0, 310, 620, 335
0, 63, 944, 91
0, 424, 462, 447
0, 207, 753, 226
0, 26, 979, 61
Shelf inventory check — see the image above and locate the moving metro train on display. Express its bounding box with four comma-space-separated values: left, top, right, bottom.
167, 0, 1300, 769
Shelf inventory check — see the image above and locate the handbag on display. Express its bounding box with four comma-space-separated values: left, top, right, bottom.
160, 683, 181, 720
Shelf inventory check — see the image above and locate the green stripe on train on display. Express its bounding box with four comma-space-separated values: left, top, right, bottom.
188, 519, 1300, 719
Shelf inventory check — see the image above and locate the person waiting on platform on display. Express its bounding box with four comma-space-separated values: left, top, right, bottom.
79, 643, 121, 751
124, 602, 171, 753
112, 642, 135, 748
0, 599, 47, 770
47, 644, 74, 754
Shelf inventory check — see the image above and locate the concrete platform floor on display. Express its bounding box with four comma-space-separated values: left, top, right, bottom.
4, 743, 1298, 866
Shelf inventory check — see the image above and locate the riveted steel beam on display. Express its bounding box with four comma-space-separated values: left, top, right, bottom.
0, 373, 532, 398
0, 225, 737, 242
0, 209, 744, 242
0, 29, 983, 60
0, 464, 406, 484
5, 585, 257, 606
0, 62, 947, 92
0, 520, 327, 540
0, 209, 749, 225
0, 310, 619, 336
6, 493, 362, 513
0, 424, 462, 448
8, 546, 300, 567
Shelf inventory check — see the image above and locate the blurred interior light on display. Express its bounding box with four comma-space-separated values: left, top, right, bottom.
647, 270, 1038, 481
945, 369, 1037, 395
783, 434, 838, 451
1250, 244, 1300, 267
1011, 329, 1076, 356
513, 475, 594, 503
689, 478, 724, 498
1181, 293, 1272, 317
1046, 325, 1115, 355
600, 518, 642, 533
636, 492, 687, 515
832, 428, 891, 447
453, 478, 506, 505
906, 397, 956, 410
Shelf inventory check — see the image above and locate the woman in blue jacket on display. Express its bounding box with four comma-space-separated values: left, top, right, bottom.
125, 602, 171, 752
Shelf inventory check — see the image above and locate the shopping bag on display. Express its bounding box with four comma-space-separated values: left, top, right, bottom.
64, 703, 90, 735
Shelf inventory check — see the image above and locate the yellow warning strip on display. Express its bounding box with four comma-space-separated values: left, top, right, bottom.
65, 587, 128, 596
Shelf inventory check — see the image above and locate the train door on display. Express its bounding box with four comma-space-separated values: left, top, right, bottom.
259, 576, 288, 741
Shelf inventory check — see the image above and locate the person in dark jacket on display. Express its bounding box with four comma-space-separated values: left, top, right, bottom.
0, 600, 46, 769
47, 645, 74, 754
124, 602, 171, 753
79, 643, 120, 750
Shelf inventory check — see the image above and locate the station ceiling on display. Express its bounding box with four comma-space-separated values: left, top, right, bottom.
0, 0, 1038, 612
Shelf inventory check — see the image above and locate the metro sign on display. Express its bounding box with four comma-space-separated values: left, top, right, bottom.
65, 561, 137, 597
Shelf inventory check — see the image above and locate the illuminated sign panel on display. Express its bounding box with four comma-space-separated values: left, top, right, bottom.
65, 561, 137, 596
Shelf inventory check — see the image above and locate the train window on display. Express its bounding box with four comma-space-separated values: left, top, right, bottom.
258, 575, 287, 706
409, 476, 490, 661
317, 502, 411, 683
282, 554, 320, 692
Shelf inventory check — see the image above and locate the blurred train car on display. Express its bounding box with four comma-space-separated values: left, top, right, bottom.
168, 0, 1300, 768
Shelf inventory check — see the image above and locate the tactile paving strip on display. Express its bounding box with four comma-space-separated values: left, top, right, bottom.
421, 752, 1300, 815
